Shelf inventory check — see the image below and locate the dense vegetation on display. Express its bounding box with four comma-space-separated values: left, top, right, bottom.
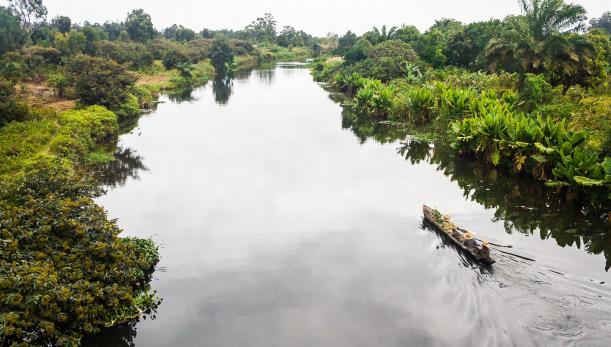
313, 0, 610, 209
0, 1, 320, 346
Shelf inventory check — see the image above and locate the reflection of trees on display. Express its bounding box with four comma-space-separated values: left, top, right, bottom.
255, 68, 275, 85
95, 147, 148, 188
403, 141, 611, 271
81, 321, 138, 347
338, 104, 611, 271
340, 108, 410, 145
167, 87, 198, 103
212, 75, 233, 105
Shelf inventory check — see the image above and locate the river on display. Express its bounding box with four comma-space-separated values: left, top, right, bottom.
88, 64, 611, 346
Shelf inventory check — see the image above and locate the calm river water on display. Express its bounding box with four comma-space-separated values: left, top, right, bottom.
90, 64, 610, 346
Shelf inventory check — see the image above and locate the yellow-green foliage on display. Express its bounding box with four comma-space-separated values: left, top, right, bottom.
0, 119, 57, 175
0, 161, 160, 346
114, 94, 140, 124
234, 54, 259, 71
258, 44, 311, 62
50, 106, 118, 161
0, 106, 119, 177
569, 96, 611, 152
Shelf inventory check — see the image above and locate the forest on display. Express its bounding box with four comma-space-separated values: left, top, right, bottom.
0, 0, 609, 345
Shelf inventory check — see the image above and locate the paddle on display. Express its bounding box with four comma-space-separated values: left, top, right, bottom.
455, 227, 513, 248
475, 238, 513, 248
490, 247, 536, 262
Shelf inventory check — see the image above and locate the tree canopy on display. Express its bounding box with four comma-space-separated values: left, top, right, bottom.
125, 9, 156, 43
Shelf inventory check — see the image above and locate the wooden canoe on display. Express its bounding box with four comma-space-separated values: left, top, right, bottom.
423, 205, 495, 266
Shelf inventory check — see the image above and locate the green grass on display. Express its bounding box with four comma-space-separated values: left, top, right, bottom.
0, 106, 119, 177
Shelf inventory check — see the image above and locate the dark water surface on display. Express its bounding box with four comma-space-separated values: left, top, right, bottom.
92, 64, 611, 346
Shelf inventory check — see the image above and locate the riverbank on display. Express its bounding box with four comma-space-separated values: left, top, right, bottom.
312, 57, 611, 212
92, 64, 611, 346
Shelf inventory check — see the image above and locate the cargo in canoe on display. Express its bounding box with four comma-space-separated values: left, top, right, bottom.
423, 205, 495, 266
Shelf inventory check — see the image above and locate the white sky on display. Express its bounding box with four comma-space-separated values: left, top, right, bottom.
2, 0, 609, 36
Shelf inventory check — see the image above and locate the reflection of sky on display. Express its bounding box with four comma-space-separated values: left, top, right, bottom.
96, 67, 611, 347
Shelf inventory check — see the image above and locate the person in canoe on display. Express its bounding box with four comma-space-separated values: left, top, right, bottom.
479, 240, 490, 258
462, 232, 477, 249
442, 215, 463, 240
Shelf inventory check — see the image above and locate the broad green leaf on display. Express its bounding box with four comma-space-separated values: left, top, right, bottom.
534, 142, 555, 154
491, 152, 500, 166
573, 176, 604, 187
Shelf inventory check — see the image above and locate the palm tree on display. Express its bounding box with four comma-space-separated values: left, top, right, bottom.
366, 25, 398, 45
486, 0, 587, 86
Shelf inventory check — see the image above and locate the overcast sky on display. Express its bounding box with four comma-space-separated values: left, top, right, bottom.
2, 0, 608, 36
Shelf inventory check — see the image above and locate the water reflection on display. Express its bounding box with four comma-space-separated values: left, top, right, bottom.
212, 75, 233, 105
95, 147, 148, 188
94, 65, 611, 346
339, 105, 611, 271
167, 87, 199, 103
255, 68, 275, 86
82, 322, 138, 347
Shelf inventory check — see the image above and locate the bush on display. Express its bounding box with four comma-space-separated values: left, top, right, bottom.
0, 160, 160, 346
0, 79, 30, 126
21, 46, 63, 66
519, 73, 553, 111
114, 94, 140, 124
347, 40, 419, 82
47, 73, 69, 97
132, 85, 156, 109
353, 79, 394, 117
162, 49, 190, 70
333, 72, 366, 96
451, 110, 610, 197
95, 40, 154, 69
439, 87, 476, 123
65, 55, 137, 110
405, 86, 437, 124
50, 106, 119, 161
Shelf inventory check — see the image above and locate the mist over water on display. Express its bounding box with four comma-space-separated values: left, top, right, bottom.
91, 65, 611, 347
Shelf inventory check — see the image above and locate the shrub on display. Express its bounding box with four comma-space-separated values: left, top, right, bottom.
406, 86, 436, 124
132, 85, 156, 109
162, 48, 190, 70
333, 72, 366, 96
519, 73, 553, 111
95, 40, 154, 69
0, 52, 27, 80
50, 106, 119, 161
348, 40, 420, 82
0, 79, 30, 126
47, 73, 69, 97
21, 46, 63, 65
451, 110, 610, 197
0, 160, 160, 346
353, 79, 394, 117
65, 55, 137, 110
114, 94, 140, 124
439, 87, 476, 123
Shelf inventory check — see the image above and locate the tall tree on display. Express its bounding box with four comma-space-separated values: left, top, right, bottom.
8, 0, 47, 35
486, 0, 587, 85
445, 20, 503, 70
0, 6, 27, 55
589, 12, 611, 34
125, 9, 156, 43
51, 15, 71, 33
245, 13, 276, 42
363, 25, 398, 45
546, 33, 608, 93
209, 36, 233, 75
